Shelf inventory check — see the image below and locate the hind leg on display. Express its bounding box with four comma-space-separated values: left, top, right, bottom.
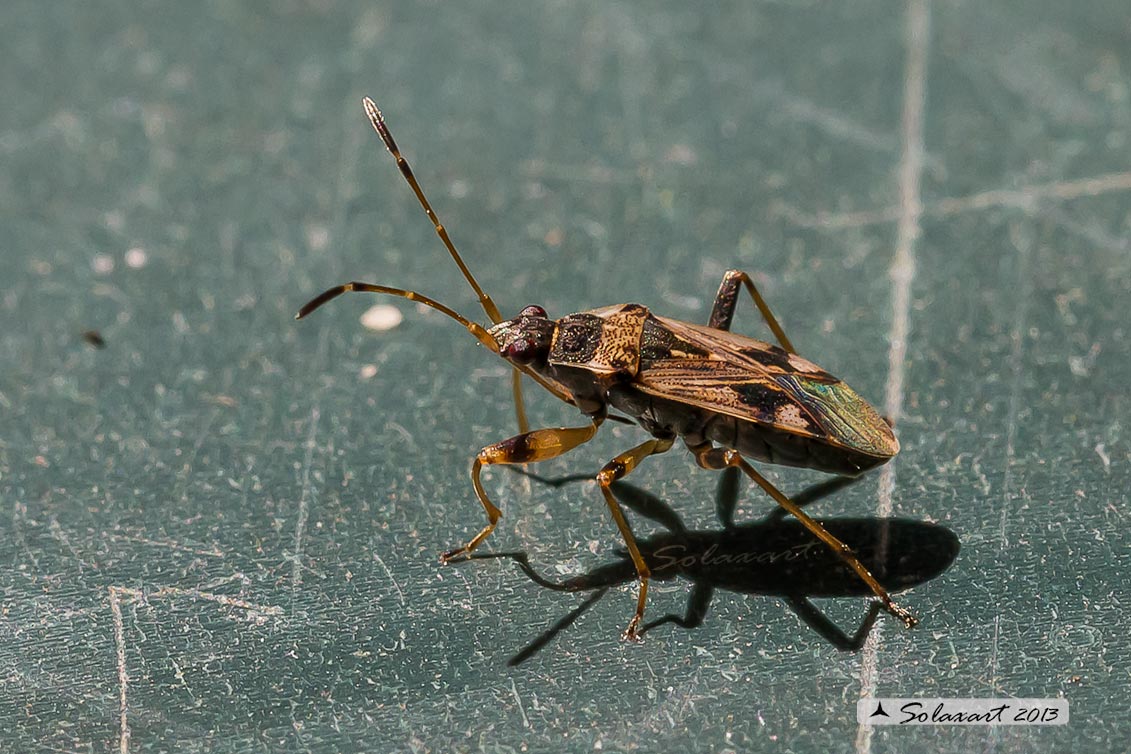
708, 269, 796, 353
689, 441, 918, 628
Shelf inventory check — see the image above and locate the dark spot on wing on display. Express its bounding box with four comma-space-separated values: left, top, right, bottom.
732, 382, 789, 416
731, 381, 819, 432
737, 343, 795, 371
640, 316, 710, 364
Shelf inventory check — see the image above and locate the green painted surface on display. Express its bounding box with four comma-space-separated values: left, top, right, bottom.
2, 1, 1128, 751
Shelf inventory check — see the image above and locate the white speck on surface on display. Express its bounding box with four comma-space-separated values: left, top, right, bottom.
104, 211, 125, 232
1095, 443, 1111, 471
172, 311, 190, 334
305, 224, 330, 252
92, 254, 115, 274
359, 364, 379, 380
1068, 342, 1102, 377
663, 143, 698, 165
165, 65, 192, 90
361, 304, 403, 331
353, 7, 386, 46
125, 247, 148, 268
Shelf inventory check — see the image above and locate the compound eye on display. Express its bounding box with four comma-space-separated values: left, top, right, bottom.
519, 305, 547, 319
503, 338, 537, 365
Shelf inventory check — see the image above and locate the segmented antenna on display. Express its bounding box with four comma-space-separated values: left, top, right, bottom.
295, 282, 498, 352
362, 97, 502, 325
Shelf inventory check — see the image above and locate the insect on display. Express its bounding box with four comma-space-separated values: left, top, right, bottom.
298, 97, 918, 640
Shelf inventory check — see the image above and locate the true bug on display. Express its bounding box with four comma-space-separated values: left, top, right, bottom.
298, 97, 918, 639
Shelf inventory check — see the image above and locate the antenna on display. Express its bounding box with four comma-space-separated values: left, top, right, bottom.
295, 282, 498, 352
296, 99, 550, 432
362, 97, 502, 325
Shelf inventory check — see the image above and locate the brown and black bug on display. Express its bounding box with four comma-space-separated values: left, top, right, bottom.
297, 97, 918, 639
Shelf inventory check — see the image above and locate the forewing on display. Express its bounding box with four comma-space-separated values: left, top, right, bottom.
637, 319, 896, 456
635, 358, 826, 438
651, 316, 838, 382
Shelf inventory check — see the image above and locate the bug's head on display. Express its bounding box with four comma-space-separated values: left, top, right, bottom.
489, 305, 555, 368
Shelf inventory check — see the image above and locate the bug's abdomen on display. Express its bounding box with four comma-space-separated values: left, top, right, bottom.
608, 385, 890, 477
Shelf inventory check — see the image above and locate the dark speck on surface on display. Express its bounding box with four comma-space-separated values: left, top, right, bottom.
81, 330, 106, 349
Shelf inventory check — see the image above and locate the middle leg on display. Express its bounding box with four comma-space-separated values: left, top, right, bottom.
511, 369, 530, 434
595, 434, 676, 640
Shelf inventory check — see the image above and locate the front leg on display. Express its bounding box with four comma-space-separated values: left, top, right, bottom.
441, 420, 602, 562
709, 269, 796, 353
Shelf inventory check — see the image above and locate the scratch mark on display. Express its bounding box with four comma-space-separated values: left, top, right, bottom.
383, 420, 416, 450
372, 552, 406, 607
292, 408, 320, 589
780, 170, 1131, 230
520, 159, 640, 186
107, 533, 224, 558
173, 409, 221, 503
1095, 443, 1111, 473
1045, 205, 1130, 252
109, 588, 130, 754
856, 2, 930, 753
170, 657, 196, 701
106, 582, 281, 753
49, 516, 90, 568
611, 5, 648, 165
201, 571, 251, 590
774, 84, 899, 154
753, 78, 943, 174
451, 567, 476, 606
983, 223, 1032, 754
510, 678, 530, 728
10, 499, 40, 572
111, 584, 282, 615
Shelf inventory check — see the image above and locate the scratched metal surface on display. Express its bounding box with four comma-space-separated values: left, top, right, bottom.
2, 0, 1129, 752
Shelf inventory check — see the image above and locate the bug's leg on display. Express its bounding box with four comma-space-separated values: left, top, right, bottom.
689, 443, 918, 628
441, 421, 602, 562
708, 269, 796, 353
511, 369, 530, 434
786, 596, 882, 651
595, 435, 676, 640
643, 583, 714, 633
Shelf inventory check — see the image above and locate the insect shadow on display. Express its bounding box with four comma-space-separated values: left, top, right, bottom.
474, 468, 959, 665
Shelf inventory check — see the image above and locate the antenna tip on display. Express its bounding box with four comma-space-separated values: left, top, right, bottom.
362, 96, 396, 150
362, 96, 381, 121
